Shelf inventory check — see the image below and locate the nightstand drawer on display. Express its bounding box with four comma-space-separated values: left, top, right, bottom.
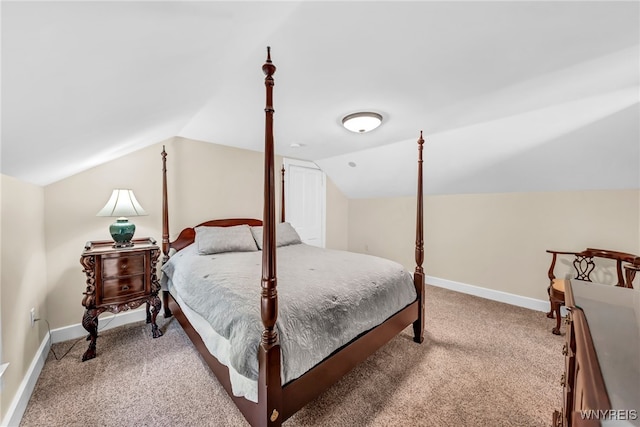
101, 275, 146, 303
102, 253, 145, 278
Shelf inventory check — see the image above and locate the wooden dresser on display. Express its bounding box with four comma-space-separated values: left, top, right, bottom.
80, 237, 162, 361
554, 280, 639, 426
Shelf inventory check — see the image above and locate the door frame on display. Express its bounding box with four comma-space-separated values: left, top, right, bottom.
283, 158, 326, 248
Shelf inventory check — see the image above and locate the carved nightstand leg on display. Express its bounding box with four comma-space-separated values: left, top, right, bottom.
150, 294, 163, 338
82, 308, 99, 361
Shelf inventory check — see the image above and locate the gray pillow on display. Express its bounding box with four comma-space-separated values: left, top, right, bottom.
251, 222, 302, 250
195, 224, 258, 254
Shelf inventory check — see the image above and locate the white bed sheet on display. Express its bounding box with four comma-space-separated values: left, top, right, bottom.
167, 277, 259, 401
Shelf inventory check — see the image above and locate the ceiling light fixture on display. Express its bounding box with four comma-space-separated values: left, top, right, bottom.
342, 112, 383, 133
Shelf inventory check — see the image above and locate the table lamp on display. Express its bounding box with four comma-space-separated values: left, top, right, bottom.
97, 189, 148, 247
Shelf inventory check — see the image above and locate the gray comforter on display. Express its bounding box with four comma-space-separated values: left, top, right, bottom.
161, 243, 416, 385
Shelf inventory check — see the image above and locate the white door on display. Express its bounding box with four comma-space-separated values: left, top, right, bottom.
284, 158, 326, 248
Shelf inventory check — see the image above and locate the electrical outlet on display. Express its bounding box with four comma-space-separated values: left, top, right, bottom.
30, 308, 36, 327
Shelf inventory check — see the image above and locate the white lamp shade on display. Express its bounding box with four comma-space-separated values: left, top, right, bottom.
96, 189, 147, 217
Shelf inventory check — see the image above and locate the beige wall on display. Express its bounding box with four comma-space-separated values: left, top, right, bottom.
325, 177, 348, 250
42, 137, 347, 330
1, 175, 48, 419
43, 137, 276, 329
348, 189, 640, 301
167, 137, 272, 235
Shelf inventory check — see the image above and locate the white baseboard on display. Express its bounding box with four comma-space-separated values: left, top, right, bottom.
51, 307, 149, 344
1, 308, 152, 427
1, 331, 51, 427
426, 275, 551, 313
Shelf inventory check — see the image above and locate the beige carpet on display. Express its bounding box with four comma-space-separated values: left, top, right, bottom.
20, 285, 564, 426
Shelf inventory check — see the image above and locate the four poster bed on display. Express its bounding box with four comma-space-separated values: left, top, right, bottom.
159, 48, 426, 426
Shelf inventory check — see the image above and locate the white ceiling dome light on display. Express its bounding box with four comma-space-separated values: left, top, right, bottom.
342, 112, 383, 133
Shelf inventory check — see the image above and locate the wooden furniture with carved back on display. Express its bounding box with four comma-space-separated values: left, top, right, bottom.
552, 279, 639, 427
546, 248, 638, 335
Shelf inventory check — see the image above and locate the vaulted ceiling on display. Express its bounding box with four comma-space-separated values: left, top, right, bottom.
2, 1, 638, 197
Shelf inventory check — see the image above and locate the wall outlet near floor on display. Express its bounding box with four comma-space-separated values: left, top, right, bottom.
30, 308, 36, 327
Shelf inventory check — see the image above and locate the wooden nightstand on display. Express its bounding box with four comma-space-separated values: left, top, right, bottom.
80, 237, 162, 361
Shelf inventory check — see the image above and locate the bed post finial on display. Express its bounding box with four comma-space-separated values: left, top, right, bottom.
413, 131, 425, 344
263, 46, 276, 80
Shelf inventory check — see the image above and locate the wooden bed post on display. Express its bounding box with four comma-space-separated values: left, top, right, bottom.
161, 146, 173, 319
259, 46, 283, 427
280, 165, 286, 223
413, 131, 425, 343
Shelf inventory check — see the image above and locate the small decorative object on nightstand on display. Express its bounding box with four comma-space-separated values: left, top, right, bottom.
80, 237, 162, 361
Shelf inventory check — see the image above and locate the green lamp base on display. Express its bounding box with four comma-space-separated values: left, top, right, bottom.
110, 218, 136, 248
